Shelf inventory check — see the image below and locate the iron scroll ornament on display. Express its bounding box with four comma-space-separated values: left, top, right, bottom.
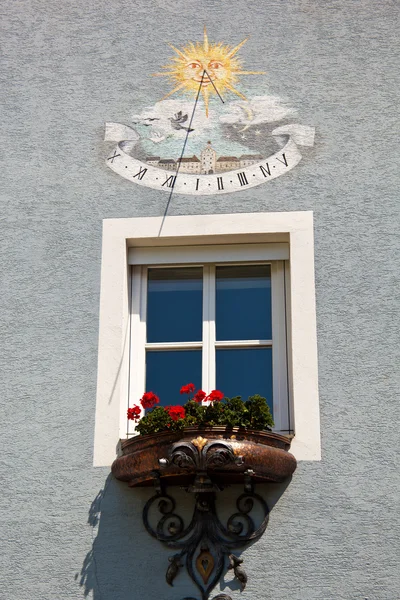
142, 439, 270, 600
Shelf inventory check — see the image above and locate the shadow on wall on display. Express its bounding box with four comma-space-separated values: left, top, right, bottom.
77, 474, 292, 600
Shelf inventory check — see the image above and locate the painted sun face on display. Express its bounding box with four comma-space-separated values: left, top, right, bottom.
153, 28, 265, 117
184, 59, 227, 86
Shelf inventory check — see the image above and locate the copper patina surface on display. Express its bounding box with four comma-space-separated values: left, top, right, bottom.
112, 427, 296, 487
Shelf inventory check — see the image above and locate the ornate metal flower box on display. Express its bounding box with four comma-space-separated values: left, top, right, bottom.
112, 426, 296, 488
112, 428, 296, 600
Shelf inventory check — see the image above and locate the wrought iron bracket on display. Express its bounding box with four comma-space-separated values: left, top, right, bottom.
142, 438, 270, 600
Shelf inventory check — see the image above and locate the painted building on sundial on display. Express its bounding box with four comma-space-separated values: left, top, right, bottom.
176, 155, 201, 173
147, 146, 263, 175
158, 158, 176, 171
216, 156, 240, 171
239, 154, 264, 168
146, 156, 161, 166
200, 141, 217, 174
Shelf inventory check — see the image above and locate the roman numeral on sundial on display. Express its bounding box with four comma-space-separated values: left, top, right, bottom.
107, 151, 121, 163
237, 172, 249, 186
276, 153, 288, 167
133, 167, 147, 180
162, 175, 177, 188
260, 163, 271, 177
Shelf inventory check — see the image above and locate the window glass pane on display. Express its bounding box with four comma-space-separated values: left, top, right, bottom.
147, 267, 203, 343
216, 265, 272, 341
146, 350, 202, 406
216, 348, 273, 414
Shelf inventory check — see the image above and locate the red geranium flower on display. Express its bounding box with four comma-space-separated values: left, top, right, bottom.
180, 383, 195, 395
193, 390, 206, 403
165, 405, 186, 421
127, 405, 141, 421
140, 391, 160, 409
206, 390, 224, 402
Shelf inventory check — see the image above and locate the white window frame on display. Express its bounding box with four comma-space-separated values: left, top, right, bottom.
127, 253, 290, 436
94, 211, 321, 466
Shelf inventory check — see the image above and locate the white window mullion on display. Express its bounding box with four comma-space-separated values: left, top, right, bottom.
202, 265, 216, 394
271, 261, 289, 432
202, 266, 210, 393
208, 265, 216, 392
215, 340, 272, 348
127, 266, 147, 437
145, 342, 203, 350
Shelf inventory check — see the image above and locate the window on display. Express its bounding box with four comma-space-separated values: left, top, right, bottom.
127, 247, 291, 436
94, 212, 320, 465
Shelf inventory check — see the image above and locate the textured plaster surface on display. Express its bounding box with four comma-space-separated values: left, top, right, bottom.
1, 1, 399, 599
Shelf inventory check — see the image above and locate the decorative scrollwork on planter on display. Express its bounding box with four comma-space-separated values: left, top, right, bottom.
167, 438, 244, 494
170, 438, 242, 471
142, 439, 270, 600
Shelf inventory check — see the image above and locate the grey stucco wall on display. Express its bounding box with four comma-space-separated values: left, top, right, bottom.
1, 1, 399, 599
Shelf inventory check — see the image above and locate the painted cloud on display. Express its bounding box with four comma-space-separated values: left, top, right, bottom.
219, 95, 296, 128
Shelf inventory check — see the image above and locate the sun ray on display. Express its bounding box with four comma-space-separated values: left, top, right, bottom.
161, 81, 188, 100
152, 72, 178, 77
224, 81, 248, 100
201, 86, 210, 118
226, 37, 248, 58
203, 26, 209, 53
167, 43, 189, 61
235, 70, 266, 75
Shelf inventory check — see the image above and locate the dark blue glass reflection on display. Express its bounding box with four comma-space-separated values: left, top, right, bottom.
216, 265, 272, 341
147, 268, 203, 343
216, 348, 273, 414
145, 350, 202, 406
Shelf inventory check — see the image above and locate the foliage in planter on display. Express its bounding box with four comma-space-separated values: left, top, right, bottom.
128, 385, 274, 436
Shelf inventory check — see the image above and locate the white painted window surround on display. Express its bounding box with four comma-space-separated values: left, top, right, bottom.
93, 211, 321, 466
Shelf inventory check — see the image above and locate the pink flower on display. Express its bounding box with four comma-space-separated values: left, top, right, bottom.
180, 383, 196, 395
127, 405, 141, 421
140, 391, 160, 409
206, 390, 224, 402
193, 390, 206, 403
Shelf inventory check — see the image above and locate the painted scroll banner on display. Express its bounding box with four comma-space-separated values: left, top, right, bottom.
104, 123, 315, 196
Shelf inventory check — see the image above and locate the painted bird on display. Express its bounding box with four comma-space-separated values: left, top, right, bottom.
169, 111, 194, 132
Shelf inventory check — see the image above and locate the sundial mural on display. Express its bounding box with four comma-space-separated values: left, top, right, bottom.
105, 28, 314, 195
